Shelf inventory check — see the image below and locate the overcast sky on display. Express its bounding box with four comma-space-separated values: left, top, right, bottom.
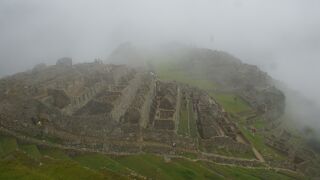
0, 0, 320, 110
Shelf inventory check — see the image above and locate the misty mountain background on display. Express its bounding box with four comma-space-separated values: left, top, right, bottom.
1, 0, 320, 130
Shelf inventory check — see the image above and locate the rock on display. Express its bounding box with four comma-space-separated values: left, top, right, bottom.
48, 89, 71, 108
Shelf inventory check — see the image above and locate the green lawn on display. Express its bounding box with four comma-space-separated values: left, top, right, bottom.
155, 62, 216, 90
73, 153, 131, 175
114, 154, 303, 180
201, 162, 304, 180
210, 92, 251, 113
20, 144, 41, 159
0, 136, 18, 157
178, 100, 189, 136
178, 98, 198, 138
0, 150, 121, 180
252, 117, 267, 130
114, 154, 222, 180
188, 101, 198, 138
39, 148, 72, 160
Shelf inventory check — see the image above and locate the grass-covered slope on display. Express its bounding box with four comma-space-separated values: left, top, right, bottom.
0, 134, 305, 179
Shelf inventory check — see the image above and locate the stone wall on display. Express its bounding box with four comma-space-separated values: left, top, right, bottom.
140, 75, 156, 128
151, 81, 180, 130
111, 72, 143, 122
200, 136, 251, 154
62, 81, 107, 115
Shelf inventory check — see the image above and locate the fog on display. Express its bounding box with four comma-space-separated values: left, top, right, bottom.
1, 0, 320, 130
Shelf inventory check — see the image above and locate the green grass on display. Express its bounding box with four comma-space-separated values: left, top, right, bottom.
114, 154, 302, 180
37, 158, 114, 180
177, 152, 198, 159
0, 136, 18, 157
73, 153, 131, 174
155, 61, 216, 90
178, 101, 189, 136
178, 98, 198, 138
239, 126, 287, 161
188, 101, 198, 138
0, 150, 121, 180
0, 154, 51, 180
0, 134, 305, 180
20, 144, 41, 159
114, 154, 222, 180
216, 147, 256, 159
39, 148, 72, 160
201, 162, 304, 180
210, 92, 251, 113
252, 117, 267, 130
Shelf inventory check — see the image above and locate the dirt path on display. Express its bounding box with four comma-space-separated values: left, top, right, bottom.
252, 147, 265, 162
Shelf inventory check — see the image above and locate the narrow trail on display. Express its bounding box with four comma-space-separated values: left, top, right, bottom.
252, 147, 265, 162
165, 154, 299, 175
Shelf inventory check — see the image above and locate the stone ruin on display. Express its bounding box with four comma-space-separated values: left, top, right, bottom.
149, 81, 179, 131
0, 58, 261, 165
263, 129, 317, 170
56, 57, 73, 67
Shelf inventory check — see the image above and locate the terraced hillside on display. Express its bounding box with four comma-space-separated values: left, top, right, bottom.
0, 134, 305, 179
0, 44, 318, 178
149, 46, 320, 177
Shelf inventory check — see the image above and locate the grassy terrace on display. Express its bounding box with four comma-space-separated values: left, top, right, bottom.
0, 134, 306, 179
154, 61, 216, 90
178, 99, 189, 136
239, 125, 287, 161
188, 101, 198, 138
177, 97, 198, 138
209, 92, 251, 114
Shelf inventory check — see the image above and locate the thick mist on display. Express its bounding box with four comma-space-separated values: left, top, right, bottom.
1, 0, 320, 130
